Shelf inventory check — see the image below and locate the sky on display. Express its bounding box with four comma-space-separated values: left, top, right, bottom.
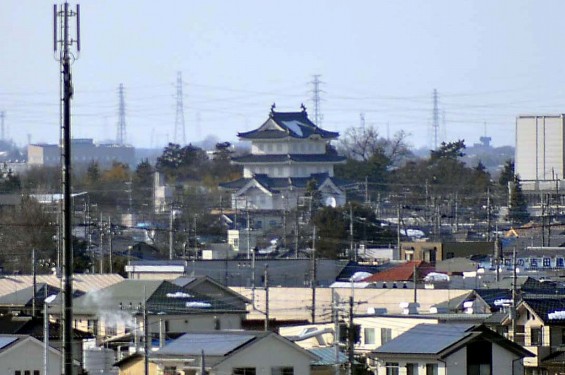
3, 1, 565, 151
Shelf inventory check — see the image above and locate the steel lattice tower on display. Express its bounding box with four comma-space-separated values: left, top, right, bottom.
174, 72, 186, 144
311, 75, 323, 125
432, 88, 439, 150
117, 83, 126, 145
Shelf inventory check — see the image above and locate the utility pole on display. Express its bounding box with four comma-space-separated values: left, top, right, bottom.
32, 248, 36, 317
264, 265, 269, 331
169, 206, 174, 260
295, 196, 299, 259
108, 216, 113, 273
311, 226, 317, 323
348, 296, 355, 375
511, 247, 518, 343
174, 71, 186, 144
349, 203, 354, 261
116, 83, 126, 145
332, 290, 341, 375
54, 2, 80, 373
143, 288, 149, 375
486, 188, 491, 242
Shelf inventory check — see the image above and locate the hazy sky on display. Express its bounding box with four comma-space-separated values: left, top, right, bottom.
3, 1, 565, 150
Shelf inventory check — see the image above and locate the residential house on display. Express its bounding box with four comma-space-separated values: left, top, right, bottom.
221, 106, 347, 211
48, 279, 248, 344
147, 330, 318, 375
0, 334, 81, 375
373, 324, 532, 375
502, 297, 565, 374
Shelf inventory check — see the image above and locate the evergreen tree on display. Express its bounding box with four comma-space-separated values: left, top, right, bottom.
507, 175, 530, 225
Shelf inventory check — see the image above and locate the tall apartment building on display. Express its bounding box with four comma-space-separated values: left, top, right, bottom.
515, 115, 565, 182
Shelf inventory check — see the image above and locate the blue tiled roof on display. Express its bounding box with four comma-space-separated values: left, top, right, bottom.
231, 153, 346, 164
238, 110, 339, 140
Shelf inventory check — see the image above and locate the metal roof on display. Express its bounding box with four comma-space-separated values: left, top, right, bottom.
0, 274, 124, 298
156, 332, 260, 356
308, 347, 348, 366
374, 324, 475, 355
0, 336, 18, 350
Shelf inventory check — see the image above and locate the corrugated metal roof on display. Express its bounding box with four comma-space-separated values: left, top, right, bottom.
156, 332, 258, 356
308, 347, 348, 366
375, 324, 475, 355
0, 274, 124, 297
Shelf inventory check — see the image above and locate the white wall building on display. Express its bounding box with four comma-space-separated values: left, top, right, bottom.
28, 138, 135, 167
516, 115, 565, 184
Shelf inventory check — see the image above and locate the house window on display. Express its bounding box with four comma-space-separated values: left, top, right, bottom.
364, 328, 375, 345
233, 368, 256, 375
558, 258, 565, 268
531, 327, 543, 346
406, 363, 419, 375
385, 362, 399, 375
34, 372, 40, 375
467, 340, 491, 375
381, 327, 392, 345
164, 367, 177, 375
271, 367, 293, 375
515, 325, 525, 345
425, 364, 438, 375
15, 372, 21, 375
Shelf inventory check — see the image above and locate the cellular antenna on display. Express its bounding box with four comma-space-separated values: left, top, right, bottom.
53, 3, 81, 374
76, 4, 80, 52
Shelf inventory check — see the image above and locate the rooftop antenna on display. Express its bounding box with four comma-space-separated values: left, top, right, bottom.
54, 2, 80, 374
174, 72, 186, 144
117, 83, 126, 145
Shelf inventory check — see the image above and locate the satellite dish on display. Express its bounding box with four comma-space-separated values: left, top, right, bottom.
324, 196, 337, 207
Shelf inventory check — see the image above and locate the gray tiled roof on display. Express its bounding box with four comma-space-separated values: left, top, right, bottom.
238, 111, 339, 140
